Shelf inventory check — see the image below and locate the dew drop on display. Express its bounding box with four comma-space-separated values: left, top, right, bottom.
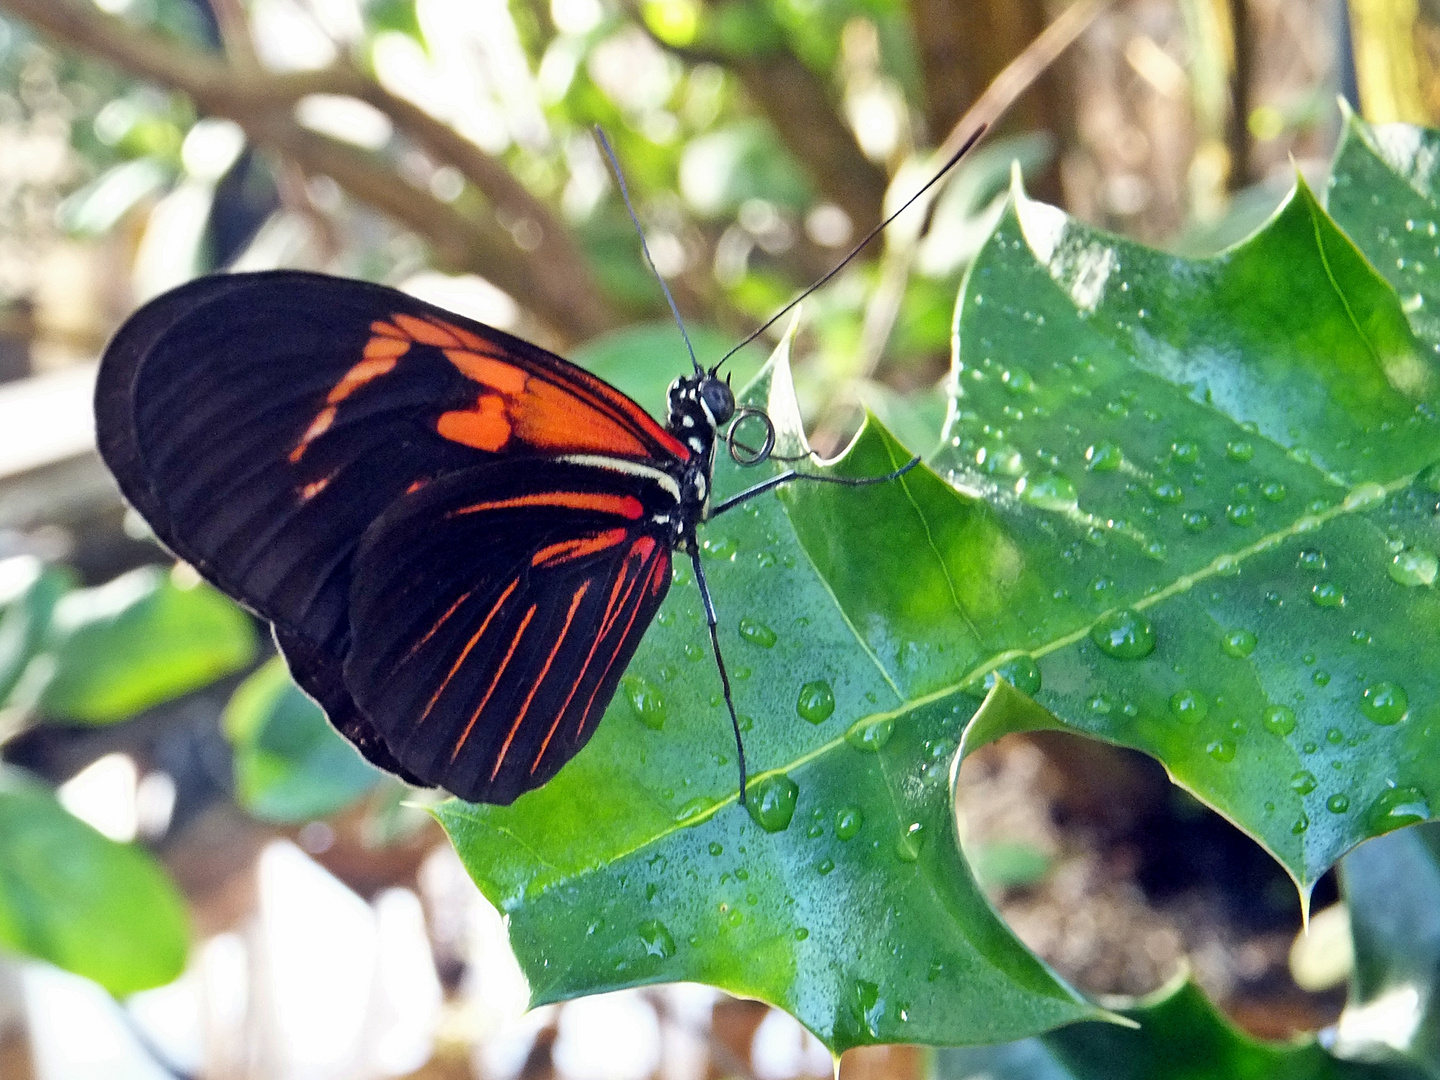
1018, 472, 1079, 512
1311, 583, 1345, 607
895, 822, 925, 863
1002, 368, 1035, 394
1170, 690, 1207, 723
708, 841, 723, 856
746, 773, 799, 833
702, 536, 737, 561
1261, 480, 1287, 502
638, 919, 676, 959
1091, 608, 1157, 659
1293, 814, 1310, 834
738, 617, 777, 648
1226, 503, 1257, 527
1368, 785, 1431, 832
1086, 442, 1123, 471
1150, 481, 1184, 504
1226, 440, 1255, 463
1291, 770, 1318, 795
845, 716, 894, 752
816, 858, 835, 875
1312, 669, 1331, 686
796, 680, 836, 724
622, 675, 666, 730
984, 655, 1042, 695
1360, 682, 1409, 726
1220, 629, 1258, 658
1297, 549, 1327, 572
1172, 440, 1201, 464
1327, 794, 1351, 814
1390, 548, 1438, 587
1207, 739, 1236, 762
1182, 510, 1211, 531
1263, 704, 1297, 736
836, 807, 863, 840
794, 927, 809, 941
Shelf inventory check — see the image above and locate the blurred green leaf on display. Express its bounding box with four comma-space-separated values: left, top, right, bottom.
572, 320, 767, 419
968, 840, 1051, 891
933, 978, 1428, 1079
933, 111, 1440, 894
225, 657, 381, 823
1334, 823, 1440, 1074
56, 158, 173, 238
0, 559, 74, 705
16, 566, 257, 724
678, 120, 814, 216
0, 780, 188, 996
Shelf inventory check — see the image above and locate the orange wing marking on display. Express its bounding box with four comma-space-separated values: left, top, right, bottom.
298, 469, 340, 501
400, 588, 473, 669
574, 538, 660, 739
511, 379, 650, 457
450, 603, 538, 762
452, 491, 643, 520
489, 582, 591, 780
419, 578, 519, 723
445, 349, 528, 395
532, 528, 628, 568
289, 406, 337, 463
393, 313, 462, 347
437, 395, 511, 451
529, 547, 641, 773
371, 320, 407, 339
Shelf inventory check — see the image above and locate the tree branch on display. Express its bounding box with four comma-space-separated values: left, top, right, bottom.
0, 0, 616, 343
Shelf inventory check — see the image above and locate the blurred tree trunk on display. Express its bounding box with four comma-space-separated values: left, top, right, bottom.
910, 0, 1054, 140
1347, 0, 1440, 124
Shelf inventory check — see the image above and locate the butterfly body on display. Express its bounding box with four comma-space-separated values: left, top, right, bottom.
96, 270, 741, 805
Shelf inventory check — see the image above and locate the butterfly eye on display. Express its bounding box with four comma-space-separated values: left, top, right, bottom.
700, 379, 735, 424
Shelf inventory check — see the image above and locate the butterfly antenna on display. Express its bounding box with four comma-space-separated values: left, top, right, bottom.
713, 123, 989, 373
594, 126, 704, 376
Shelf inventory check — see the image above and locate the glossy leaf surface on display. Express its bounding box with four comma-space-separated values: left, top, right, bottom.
438, 334, 1100, 1054
439, 110, 1440, 1051
931, 112, 1440, 892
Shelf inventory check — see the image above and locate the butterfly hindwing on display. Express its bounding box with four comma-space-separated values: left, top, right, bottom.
343, 461, 675, 804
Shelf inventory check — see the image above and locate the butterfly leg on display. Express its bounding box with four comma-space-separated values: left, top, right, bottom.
689, 544, 749, 805
706, 454, 922, 518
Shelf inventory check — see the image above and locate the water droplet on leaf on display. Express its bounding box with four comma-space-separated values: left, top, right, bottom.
746, 773, 799, 833
1091, 608, 1157, 659
1221, 629, 1257, 658
738, 617, 777, 648
1361, 682, 1409, 726
796, 680, 835, 724
638, 920, 676, 959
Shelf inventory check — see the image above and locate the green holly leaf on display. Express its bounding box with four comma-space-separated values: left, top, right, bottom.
0, 778, 189, 995
437, 107, 1440, 1052
931, 109, 1440, 897
438, 329, 1102, 1054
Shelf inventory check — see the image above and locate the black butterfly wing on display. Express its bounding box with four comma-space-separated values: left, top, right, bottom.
344, 461, 675, 804
96, 270, 688, 660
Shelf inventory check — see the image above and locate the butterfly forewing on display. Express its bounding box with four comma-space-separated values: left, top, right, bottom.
96, 270, 689, 803
98, 271, 686, 658
345, 461, 674, 803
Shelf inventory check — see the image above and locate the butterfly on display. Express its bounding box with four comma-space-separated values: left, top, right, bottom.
93, 271, 911, 803
94, 128, 982, 806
